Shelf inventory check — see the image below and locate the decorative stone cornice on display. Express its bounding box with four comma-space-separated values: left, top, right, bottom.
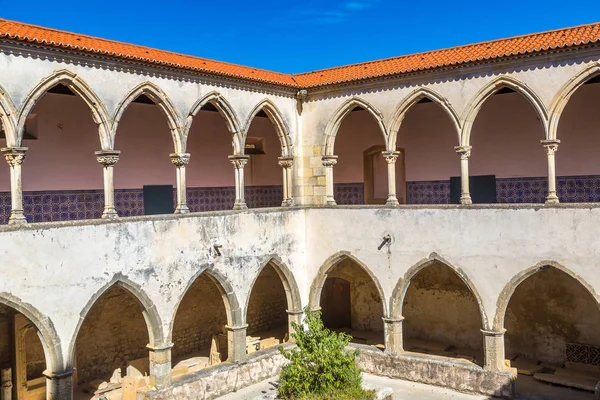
454, 145, 472, 159
228, 155, 249, 169
541, 139, 560, 155
278, 156, 294, 168
382, 151, 400, 164
1, 147, 27, 167
322, 155, 338, 167
95, 150, 120, 167
170, 153, 191, 167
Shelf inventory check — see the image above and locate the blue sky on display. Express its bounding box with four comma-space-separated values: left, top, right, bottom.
1, 0, 599, 73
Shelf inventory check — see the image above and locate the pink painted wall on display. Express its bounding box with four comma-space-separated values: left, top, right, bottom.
0, 93, 283, 192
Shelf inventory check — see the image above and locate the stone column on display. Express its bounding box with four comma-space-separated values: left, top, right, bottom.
95, 150, 120, 218
147, 343, 172, 389
454, 146, 473, 205
322, 155, 338, 206
278, 156, 294, 206
228, 155, 249, 210
225, 324, 248, 362
383, 317, 404, 355
481, 329, 506, 371
170, 153, 191, 213
541, 140, 560, 204
1, 147, 28, 224
44, 369, 74, 400
286, 309, 304, 341
1, 368, 12, 400
382, 151, 401, 206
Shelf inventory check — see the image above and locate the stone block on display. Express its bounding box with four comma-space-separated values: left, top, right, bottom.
317, 176, 326, 186
121, 376, 137, 400
312, 167, 326, 176
313, 186, 327, 196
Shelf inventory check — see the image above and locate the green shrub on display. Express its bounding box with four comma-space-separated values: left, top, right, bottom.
277, 308, 374, 400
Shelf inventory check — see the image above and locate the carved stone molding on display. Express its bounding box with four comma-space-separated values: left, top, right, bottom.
322, 155, 338, 167
1, 147, 28, 167
541, 139, 560, 155
95, 150, 121, 167
382, 151, 400, 164
228, 155, 249, 169
278, 156, 294, 168
454, 145, 472, 160
170, 153, 191, 167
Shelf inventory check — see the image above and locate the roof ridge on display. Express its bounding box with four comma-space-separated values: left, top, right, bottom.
293, 21, 600, 77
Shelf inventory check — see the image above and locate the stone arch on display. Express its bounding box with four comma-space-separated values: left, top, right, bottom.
243, 99, 293, 157
309, 251, 387, 316
0, 292, 64, 372
548, 63, 600, 140
184, 90, 242, 153
322, 97, 387, 156
243, 257, 302, 319
167, 267, 242, 342
17, 69, 111, 149
461, 76, 549, 146
112, 81, 184, 152
66, 275, 164, 368
387, 87, 461, 149
0, 84, 18, 147
391, 254, 489, 329
493, 261, 600, 332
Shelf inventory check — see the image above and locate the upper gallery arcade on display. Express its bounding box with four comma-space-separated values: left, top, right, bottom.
0, 19, 600, 223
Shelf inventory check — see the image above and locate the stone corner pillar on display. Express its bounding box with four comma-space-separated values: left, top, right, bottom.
541, 139, 560, 205
278, 156, 294, 207
170, 153, 191, 214
382, 151, 401, 207
44, 368, 74, 400
225, 324, 248, 363
1, 147, 28, 224
321, 155, 338, 206
147, 343, 173, 389
95, 150, 121, 219
1, 367, 12, 400
228, 155, 249, 210
382, 316, 404, 355
481, 329, 507, 371
286, 309, 304, 341
454, 145, 473, 205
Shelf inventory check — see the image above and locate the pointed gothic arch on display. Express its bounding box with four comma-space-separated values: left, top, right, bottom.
322, 97, 387, 156
461, 76, 549, 146
17, 69, 111, 149
112, 81, 184, 152
0, 84, 18, 147
548, 63, 600, 140
243, 99, 293, 157
388, 87, 461, 149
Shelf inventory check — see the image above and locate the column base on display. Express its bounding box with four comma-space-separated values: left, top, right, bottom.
101, 207, 119, 219
232, 201, 248, 210
460, 194, 473, 205
174, 204, 190, 214
385, 197, 400, 207
325, 199, 337, 206
8, 210, 27, 224
545, 194, 560, 205
281, 199, 294, 207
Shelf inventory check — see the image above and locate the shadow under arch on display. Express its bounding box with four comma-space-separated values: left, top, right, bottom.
244, 257, 303, 321
387, 87, 461, 150
167, 266, 242, 341
66, 274, 164, 369
309, 251, 388, 317
493, 260, 600, 332
322, 97, 387, 156
17, 69, 111, 149
460, 75, 549, 146
242, 99, 293, 157
390, 253, 490, 329
0, 292, 64, 372
0, 83, 18, 147
112, 81, 184, 152
184, 90, 242, 153
548, 62, 600, 140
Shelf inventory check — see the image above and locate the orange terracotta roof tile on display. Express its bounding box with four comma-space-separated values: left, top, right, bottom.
0, 19, 298, 87
1, 19, 600, 89
294, 22, 600, 87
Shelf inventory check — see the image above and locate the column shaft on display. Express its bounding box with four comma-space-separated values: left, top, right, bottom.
226, 324, 248, 362
383, 317, 404, 355
2, 147, 28, 224
541, 140, 560, 204
382, 151, 400, 206
1, 368, 11, 400
322, 156, 338, 205
44, 369, 74, 400
278, 156, 294, 206
229, 156, 249, 210
95, 150, 120, 219
170, 153, 191, 213
482, 329, 506, 371
454, 146, 472, 205
286, 309, 304, 342
147, 343, 172, 389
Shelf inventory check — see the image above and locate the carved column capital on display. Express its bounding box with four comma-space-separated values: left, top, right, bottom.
454, 145, 472, 160
95, 150, 120, 167
322, 155, 338, 167
228, 155, 249, 169
170, 153, 190, 167
382, 151, 400, 164
541, 139, 560, 155
278, 156, 294, 168
1, 147, 27, 167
